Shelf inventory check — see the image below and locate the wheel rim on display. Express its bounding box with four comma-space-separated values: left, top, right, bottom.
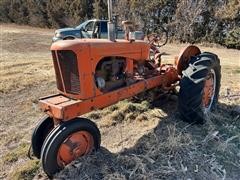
57, 131, 94, 167
176, 45, 201, 75
202, 69, 216, 113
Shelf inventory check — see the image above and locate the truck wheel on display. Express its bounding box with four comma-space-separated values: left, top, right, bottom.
63, 36, 75, 40
178, 52, 221, 124
41, 118, 101, 177
31, 115, 54, 158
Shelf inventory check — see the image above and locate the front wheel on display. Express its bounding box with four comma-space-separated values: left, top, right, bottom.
178, 52, 221, 124
63, 36, 76, 40
41, 118, 101, 177
31, 115, 54, 159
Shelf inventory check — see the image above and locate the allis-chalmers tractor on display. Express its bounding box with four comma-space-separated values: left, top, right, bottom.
30, 0, 221, 177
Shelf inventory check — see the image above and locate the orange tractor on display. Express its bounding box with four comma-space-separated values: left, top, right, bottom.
30, 0, 221, 177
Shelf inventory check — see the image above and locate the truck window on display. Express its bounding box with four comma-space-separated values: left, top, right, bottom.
85, 21, 94, 31
101, 22, 108, 33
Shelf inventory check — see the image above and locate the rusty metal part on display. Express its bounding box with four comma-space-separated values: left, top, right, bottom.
164, 67, 180, 87
51, 39, 150, 100
146, 33, 162, 47
95, 57, 126, 92
176, 45, 201, 75
145, 27, 168, 48
146, 32, 168, 67
57, 131, 94, 166
39, 41, 205, 124
39, 68, 179, 121
39, 39, 182, 121
202, 69, 216, 111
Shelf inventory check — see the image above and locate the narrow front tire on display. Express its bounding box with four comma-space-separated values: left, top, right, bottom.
40, 118, 101, 177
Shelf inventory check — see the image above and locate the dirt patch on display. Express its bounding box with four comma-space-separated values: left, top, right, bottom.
55, 100, 240, 180
1, 32, 52, 53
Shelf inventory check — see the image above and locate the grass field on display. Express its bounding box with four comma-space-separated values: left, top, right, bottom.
0, 24, 239, 179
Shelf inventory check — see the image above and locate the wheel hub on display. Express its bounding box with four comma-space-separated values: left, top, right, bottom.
57, 131, 94, 166
202, 69, 216, 112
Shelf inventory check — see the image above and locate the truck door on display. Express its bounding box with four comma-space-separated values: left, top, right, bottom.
82, 21, 94, 38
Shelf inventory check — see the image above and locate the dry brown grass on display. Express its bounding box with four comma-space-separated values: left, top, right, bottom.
0, 24, 239, 179
0, 24, 55, 93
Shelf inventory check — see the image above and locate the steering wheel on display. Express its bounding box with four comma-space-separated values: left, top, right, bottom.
146, 26, 168, 47
145, 26, 168, 65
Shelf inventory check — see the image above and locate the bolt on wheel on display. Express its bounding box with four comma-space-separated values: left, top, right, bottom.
57, 131, 94, 167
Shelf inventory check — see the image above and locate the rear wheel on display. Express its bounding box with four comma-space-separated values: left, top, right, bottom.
41, 118, 101, 177
178, 52, 221, 124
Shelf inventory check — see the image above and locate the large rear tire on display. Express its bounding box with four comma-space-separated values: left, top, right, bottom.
178, 52, 221, 124
41, 118, 101, 177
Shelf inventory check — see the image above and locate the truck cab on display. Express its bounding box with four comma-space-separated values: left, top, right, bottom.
53, 19, 125, 42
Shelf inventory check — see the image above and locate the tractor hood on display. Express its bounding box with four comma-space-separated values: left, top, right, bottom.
51, 39, 150, 61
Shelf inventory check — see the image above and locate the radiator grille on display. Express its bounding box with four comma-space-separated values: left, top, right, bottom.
52, 50, 80, 94
52, 51, 63, 91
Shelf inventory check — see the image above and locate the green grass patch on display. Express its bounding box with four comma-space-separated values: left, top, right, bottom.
8, 160, 40, 180
2, 143, 29, 164
234, 69, 240, 74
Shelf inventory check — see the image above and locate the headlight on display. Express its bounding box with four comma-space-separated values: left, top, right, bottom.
55, 32, 62, 38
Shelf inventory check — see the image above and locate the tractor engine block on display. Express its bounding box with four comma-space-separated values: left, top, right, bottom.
95, 57, 126, 92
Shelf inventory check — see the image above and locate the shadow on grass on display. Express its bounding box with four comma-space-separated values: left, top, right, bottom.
54, 98, 240, 180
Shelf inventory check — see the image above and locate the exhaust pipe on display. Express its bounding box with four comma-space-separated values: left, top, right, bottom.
107, 0, 115, 41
